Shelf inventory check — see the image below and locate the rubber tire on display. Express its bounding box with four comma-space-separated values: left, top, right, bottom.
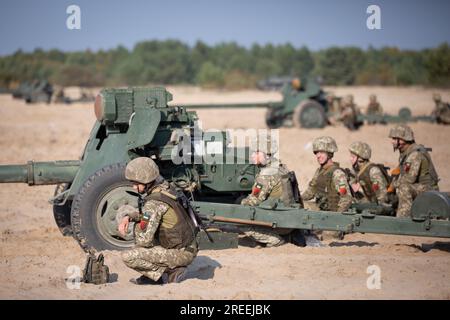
294, 100, 327, 128
265, 108, 284, 129
71, 163, 134, 252
53, 183, 73, 236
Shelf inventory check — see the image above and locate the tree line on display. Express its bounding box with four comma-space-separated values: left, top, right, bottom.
0, 40, 449, 89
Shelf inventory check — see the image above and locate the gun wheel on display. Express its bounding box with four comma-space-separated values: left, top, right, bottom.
294, 100, 327, 128
53, 183, 72, 236
265, 108, 284, 128
71, 163, 138, 252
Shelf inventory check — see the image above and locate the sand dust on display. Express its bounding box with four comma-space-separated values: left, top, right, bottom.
0, 86, 449, 299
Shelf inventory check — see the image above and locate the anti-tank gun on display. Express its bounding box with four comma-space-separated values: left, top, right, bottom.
184, 77, 330, 129
0, 87, 259, 251
0, 86, 450, 253
184, 78, 447, 130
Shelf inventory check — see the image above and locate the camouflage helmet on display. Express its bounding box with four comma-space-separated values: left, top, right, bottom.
433, 93, 441, 102
388, 124, 415, 142
312, 136, 338, 153
291, 78, 302, 89
344, 94, 354, 104
349, 141, 371, 160
125, 157, 160, 184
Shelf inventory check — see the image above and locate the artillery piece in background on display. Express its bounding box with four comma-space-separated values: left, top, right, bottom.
184, 77, 444, 129
0, 80, 95, 104
0, 86, 449, 253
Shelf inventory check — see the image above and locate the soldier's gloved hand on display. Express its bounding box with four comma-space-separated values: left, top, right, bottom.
118, 216, 130, 237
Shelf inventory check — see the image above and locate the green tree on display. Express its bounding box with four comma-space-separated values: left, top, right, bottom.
425, 43, 450, 86
196, 62, 224, 88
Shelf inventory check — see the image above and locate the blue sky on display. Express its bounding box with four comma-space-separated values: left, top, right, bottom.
0, 0, 449, 55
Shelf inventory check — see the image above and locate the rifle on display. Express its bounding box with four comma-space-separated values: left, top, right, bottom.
344, 168, 360, 199
177, 190, 214, 243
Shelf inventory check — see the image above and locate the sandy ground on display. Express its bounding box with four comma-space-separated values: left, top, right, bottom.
0, 86, 449, 300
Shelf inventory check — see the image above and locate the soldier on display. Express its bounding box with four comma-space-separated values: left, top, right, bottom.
388, 124, 440, 217
339, 94, 363, 130
240, 136, 303, 247
302, 136, 353, 239
366, 94, 384, 125
432, 93, 450, 124
302, 136, 353, 212
117, 157, 198, 285
326, 93, 343, 126
326, 93, 335, 112
348, 141, 389, 206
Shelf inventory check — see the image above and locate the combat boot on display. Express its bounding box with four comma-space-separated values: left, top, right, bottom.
130, 275, 163, 285
164, 267, 187, 284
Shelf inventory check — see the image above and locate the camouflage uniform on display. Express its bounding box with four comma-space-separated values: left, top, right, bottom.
118, 158, 198, 282
302, 137, 353, 212
339, 95, 362, 130
366, 95, 383, 115
366, 95, 383, 125
432, 93, 450, 124
348, 142, 389, 205
389, 125, 440, 217
326, 94, 343, 125
240, 159, 295, 247
302, 163, 353, 212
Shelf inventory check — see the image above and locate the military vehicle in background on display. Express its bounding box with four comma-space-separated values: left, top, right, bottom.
256, 76, 294, 91
0, 86, 449, 253
11, 80, 54, 104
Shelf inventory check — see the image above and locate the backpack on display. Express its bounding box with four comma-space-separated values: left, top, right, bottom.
82, 253, 110, 285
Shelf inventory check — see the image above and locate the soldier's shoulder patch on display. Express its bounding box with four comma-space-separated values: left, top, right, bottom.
252, 183, 263, 195
403, 162, 411, 173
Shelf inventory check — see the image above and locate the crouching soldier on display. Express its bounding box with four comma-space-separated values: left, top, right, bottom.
302, 136, 353, 239
117, 157, 198, 285
348, 141, 390, 206
388, 124, 440, 217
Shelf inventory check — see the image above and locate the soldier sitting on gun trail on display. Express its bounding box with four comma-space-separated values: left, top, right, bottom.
347, 141, 390, 206
116, 157, 198, 285
339, 94, 363, 130
326, 93, 343, 126
366, 94, 384, 125
240, 136, 305, 247
302, 136, 353, 239
388, 124, 440, 217
432, 93, 450, 124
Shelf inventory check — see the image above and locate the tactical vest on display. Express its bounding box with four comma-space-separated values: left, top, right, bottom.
367, 102, 381, 114
356, 162, 389, 203
259, 165, 297, 207
146, 189, 196, 250
400, 144, 439, 187
315, 162, 342, 211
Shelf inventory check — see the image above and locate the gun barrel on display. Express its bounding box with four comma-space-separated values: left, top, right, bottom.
0, 160, 80, 185
182, 102, 283, 109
